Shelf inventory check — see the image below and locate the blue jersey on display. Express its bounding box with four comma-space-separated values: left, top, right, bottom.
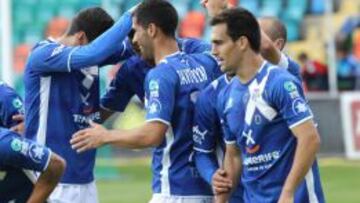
279, 53, 302, 82
0, 128, 51, 202
193, 75, 244, 202
192, 53, 301, 202
144, 51, 222, 196
101, 37, 211, 112
0, 84, 47, 202
217, 62, 324, 203
24, 12, 132, 184
0, 81, 24, 128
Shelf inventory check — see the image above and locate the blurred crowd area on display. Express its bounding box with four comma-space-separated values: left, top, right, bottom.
4, 0, 360, 96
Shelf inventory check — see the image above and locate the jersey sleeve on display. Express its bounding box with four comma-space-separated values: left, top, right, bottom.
0, 131, 51, 172
180, 38, 211, 54
99, 37, 137, 66
0, 86, 24, 128
29, 12, 132, 73
270, 74, 313, 129
194, 151, 219, 184
193, 89, 218, 152
216, 90, 236, 144
144, 67, 176, 125
100, 62, 135, 112
278, 53, 302, 82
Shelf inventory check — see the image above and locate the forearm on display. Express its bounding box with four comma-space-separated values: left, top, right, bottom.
194, 151, 219, 184
282, 135, 320, 193
27, 154, 65, 203
104, 127, 160, 149
216, 149, 241, 202
71, 12, 133, 69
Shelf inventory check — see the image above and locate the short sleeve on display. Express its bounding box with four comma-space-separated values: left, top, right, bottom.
101, 62, 135, 112
193, 89, 218, 153
271, 74, 313, 129
144, 68, 176, 125
216, 90, 236, 144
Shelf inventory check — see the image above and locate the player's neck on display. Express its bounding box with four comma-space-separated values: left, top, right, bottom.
236, 53, 264, 84
154, 37, 179, 65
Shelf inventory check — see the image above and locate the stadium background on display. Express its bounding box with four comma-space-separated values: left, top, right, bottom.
1, 0, 360, 202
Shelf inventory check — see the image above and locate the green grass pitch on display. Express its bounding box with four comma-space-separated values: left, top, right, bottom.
96, 158, 360, 203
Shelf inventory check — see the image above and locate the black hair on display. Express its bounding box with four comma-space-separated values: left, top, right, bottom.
134, 0, 178, 38
67, 7, 114, 42
211, 7, 261, 53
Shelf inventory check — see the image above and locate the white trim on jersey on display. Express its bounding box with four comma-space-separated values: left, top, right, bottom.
245, 65, 277, 125
289, 116, 313, 129
22, 170, 37, 184
120, 41, 127, 57
224, 140, 236, 145
43, 150, 53, 171
305, 168, 320, 203
193, 147, 214, 153
36, 76, 51, 145
67, 47, 79, 72
160, 127, 174, 195
215, 143, 224, 167
146, 118, 171, 126
278, 53, 289, 69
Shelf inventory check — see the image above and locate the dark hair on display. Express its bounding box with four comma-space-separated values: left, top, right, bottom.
211, 7, 261, 53
68, 7, 114, 42
260, 17, 287, 47
134, 0, 178, 38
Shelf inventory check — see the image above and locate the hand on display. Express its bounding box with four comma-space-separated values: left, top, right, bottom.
277, 190, 294, 203
10, 114, 25, 135
70, 121, 109, 153
212, 169, 233, 195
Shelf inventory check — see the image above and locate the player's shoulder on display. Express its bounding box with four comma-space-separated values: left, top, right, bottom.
217, 78, 234, 107
0, 81, 18, 97
146, 60, 177, 82
28, 39, 63, 63
178, 37, 211, 54
121, 56, 148, 74
190, 51, 217, 63
266, 65, 301, 92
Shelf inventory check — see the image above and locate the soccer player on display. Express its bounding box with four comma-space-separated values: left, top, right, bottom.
210, 8, 325, 202
194, 2, 303, 202
24, 7, 134, 203
100, 35, 211, 117
0, 81, 65, 203
71, 0, 223, 202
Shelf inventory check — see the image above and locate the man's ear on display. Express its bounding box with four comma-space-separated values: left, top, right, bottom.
236, 36, 248, 51
76, 31, 88, 45
147, 23, 157, 38
275, 38, 285, 50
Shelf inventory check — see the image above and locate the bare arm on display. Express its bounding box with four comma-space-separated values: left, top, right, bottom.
278, 119, 321, 203
27, 153, 66, 203
215, 144, 242, 203
70, 121, 168, 152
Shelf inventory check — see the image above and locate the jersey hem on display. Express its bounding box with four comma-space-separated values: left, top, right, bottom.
289, 116, 313, 129
193, 147, 214, 153
146, 118, 171, 126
